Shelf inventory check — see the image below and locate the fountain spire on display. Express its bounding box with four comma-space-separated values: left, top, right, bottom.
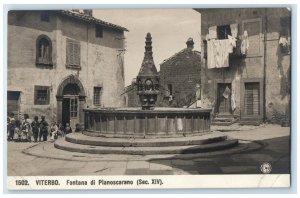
138, 33, 158, 76
136, 33, 160, 110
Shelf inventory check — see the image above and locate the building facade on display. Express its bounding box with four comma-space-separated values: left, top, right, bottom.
196, 8, 291, 125
158, 38, 201, 107
124, 38, 201, 108
7, 10, 128, 128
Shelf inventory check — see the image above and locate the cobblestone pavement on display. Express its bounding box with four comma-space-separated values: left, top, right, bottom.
7, 124, 290, 176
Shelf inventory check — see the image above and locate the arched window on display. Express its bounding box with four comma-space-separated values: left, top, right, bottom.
36, 35, 52, 66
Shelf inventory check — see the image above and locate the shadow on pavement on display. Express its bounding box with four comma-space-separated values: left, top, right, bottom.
148, 136, 290, 175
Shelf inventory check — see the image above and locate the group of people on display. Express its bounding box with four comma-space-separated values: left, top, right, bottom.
7, 113, 81, 142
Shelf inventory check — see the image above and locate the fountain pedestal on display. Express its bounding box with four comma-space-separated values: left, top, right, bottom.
83, 107, 211, 138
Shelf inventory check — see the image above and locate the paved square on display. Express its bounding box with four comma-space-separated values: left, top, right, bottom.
7, 124, 290, 176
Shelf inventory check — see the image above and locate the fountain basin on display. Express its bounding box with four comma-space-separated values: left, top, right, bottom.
84, 107, 211, 138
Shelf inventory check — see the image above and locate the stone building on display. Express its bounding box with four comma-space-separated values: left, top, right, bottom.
124, 38, 201, 108
7, 10, 128, 128
158, 38, 201, 107
195, 8, 291, 125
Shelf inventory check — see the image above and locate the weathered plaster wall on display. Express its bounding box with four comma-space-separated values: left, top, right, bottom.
199, 8, 290, 123
7, 11, 125, 121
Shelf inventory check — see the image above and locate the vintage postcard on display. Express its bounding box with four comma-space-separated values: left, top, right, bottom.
5, 7, 291, 190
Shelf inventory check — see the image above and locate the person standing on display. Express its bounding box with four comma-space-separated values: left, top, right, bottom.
31, 116, 40, 142
8, 113, 16, 141
40, 116, 49, 141
22, 114, 32, 142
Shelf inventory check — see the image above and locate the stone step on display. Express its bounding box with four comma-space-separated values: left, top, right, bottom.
65, 133, 228, 147
239, 120, 262, 126
54, 138, 239, 155
82, 130, 211, 138
214, 117, 236, 122
211, 121, 235, 126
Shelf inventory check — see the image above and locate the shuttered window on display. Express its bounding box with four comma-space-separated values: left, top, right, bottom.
244, 82, 260, 116
66, 39, 80, 68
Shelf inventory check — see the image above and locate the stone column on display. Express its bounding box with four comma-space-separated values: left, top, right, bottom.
56, 96, 63, 124
79, 96, 86, 126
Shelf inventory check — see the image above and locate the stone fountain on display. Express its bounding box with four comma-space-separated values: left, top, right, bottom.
54, 33, 238, 155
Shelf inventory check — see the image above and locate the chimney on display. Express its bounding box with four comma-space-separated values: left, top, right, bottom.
186, 38, 194, 49
83, 9, 93, 17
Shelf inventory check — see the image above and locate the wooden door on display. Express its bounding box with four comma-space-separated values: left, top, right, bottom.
244, 82, 260, 116
62, 98, 70, 127
217, 83, 231, 115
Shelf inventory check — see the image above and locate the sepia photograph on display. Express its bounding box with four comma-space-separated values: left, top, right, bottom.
5, 6, 292, 189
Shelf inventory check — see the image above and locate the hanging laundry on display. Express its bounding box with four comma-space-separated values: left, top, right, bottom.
227, 35, 237, 53
230, 24, 238, 38
205, 34, 210, 41
241, 30, 249, 55
207, 39, 216, 68
223, 86, 231, 99
207, 39, 231, 68
208, 26, 217, 39
279, 36, 289, 47
231, 89, 236, 111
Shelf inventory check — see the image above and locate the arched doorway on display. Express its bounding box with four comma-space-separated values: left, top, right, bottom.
56, 75, 86, 129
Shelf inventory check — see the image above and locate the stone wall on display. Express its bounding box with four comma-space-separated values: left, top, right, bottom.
7, 11, 125, 121
159, 48, 201, 107
198, 8, 291, 123
264, 8, 291, 123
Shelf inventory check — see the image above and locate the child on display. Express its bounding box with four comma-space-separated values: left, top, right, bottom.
22, 114, 32, 142
50, 121, 58, 141
8, 113, 16, 141
75, 123, 82, 132
14, 119, 21, 142
57, 123, 65, 137
65, 123, 72, 135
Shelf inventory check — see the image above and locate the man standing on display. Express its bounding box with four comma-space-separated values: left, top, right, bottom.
31, 116, 40, 142
40, 116, 49, 141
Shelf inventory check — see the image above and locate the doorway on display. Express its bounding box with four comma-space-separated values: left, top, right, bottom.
7, 91, 20, 116
57, 75, 86, 129
62, 96, 79, 129
244, 82, 260, 116
217, 83, 232, 115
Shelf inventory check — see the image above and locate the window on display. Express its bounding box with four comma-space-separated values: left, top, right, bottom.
93, 87, 102, 105
70, 98, 78, 118
242, 18, 262, 56
167, 84, 173, 95
36, 35, 52, 66
280, 17, 291, 36
95, 24, 103, 38
34, 86, 50, 105
40, 12, 49, 22
217, 25, 232, 40
66, 39, 81, 68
